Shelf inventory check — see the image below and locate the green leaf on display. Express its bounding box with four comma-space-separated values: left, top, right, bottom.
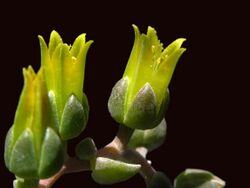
148, 171, 173, 188
38, 128, 64, 178
91, 157, 141, 184
174, 169, 225, 188
75, 137, 97, 160
128, 119, 167, 152
59, 94, 88, 140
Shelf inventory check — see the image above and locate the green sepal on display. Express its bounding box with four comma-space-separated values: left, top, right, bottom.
108, 77, 128, 124
4, 127, 14, 170
38, 127, 65, 178
13, 177, 38, 188
5, 127, 64, 179
125, 83, 157, 130
48, 91, 60, 130
59, 94, 88, 140
128, 119, 167, 152
8, 129, 38, 178
148, 171, 173, 188
174, 169, 225, 188
91, 157, 141, 185
75, 137, 97, 160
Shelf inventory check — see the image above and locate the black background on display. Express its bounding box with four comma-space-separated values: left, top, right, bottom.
0, 1, 248, 187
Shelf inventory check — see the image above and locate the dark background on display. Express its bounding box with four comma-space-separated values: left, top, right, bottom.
0, 1, 248, 187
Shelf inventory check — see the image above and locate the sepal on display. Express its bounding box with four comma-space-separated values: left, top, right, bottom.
59, 94, 89, 140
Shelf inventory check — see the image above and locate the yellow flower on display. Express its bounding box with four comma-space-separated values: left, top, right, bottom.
38, 31, 93, 140
4, 66, 64, 179
108, 25, 186, 129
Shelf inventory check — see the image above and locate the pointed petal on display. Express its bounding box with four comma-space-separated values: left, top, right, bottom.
162, 38, 186, 57
70, 33, 86, 57
48, 30, 63, 57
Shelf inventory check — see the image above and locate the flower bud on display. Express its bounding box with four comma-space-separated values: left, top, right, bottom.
174, 169, 226, 188
38, 31, 92, 139
108, 25, 186, 129
4, 67, 64, 179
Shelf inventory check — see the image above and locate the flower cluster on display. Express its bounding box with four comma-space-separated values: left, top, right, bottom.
4, 26, 225, 188
4, 31, 92, 181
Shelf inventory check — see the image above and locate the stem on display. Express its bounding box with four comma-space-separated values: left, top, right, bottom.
97, 125, 134, 158
122, 149, 156, 181
97, 125, 156, 183
116, 125, 134, 147
38, 157, 90, 188
38, 125, 155, 187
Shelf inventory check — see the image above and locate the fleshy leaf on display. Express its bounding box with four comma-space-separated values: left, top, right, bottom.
75, 137, 97, 160
91, 157, 141, 184
174, 169, 225, 188
148, 171, 173, 188
128, 119, 167, 152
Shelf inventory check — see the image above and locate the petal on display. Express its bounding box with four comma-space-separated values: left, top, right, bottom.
48, 30, 63, 57
70, 33, 86, 58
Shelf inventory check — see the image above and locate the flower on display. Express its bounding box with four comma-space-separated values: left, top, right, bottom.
108, 25, 186, 129
4, 67, 64, 179
38, 31, 93, 139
